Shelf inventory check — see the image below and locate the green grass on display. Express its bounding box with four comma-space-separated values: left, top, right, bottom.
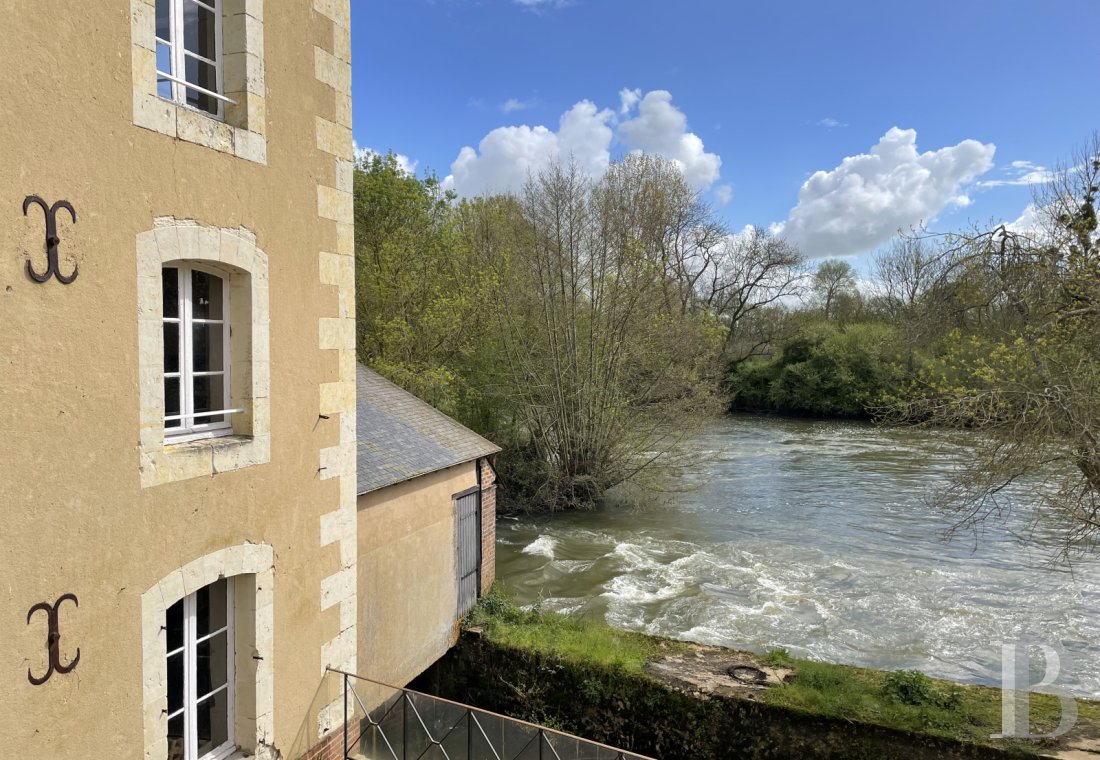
467, 588, 1100, 754
466, 586, 687, 672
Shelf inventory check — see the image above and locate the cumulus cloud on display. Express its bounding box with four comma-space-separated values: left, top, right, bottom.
618, 90, 722, 190
977, 159, 1053, 188
444, 100, 614, 196
619, 87, 641, 115
444, 89, 722, 197
817, 117, 848, 128
774, 127, 995, 258
1006, 202, 1044, 234
354, 143, 419, 176
714, 184, 733, 206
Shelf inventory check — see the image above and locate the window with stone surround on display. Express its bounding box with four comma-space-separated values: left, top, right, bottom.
131, 0, 267, 163
142, 545, 275, 760
137, 220, 270, 488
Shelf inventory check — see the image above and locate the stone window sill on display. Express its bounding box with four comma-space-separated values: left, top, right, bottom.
140, 432, 271, 487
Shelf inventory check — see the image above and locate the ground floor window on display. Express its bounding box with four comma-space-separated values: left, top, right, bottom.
166, 578, 235, 760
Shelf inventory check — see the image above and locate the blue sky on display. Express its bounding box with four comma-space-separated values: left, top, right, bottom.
350, 0, 1099, 272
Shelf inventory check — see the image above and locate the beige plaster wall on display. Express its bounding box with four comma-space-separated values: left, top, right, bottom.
356, 463, 479, 688
0, 1, 353, 758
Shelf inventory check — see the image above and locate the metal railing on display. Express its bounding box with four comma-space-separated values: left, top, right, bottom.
309, 668, 654, 760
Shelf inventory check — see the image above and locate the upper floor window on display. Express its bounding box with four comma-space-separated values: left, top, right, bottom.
166, 578, 236, 760
163, 264, 238, 442
156, 0, 229, 119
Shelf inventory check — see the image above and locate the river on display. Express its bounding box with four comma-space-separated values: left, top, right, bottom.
495, 415, 1100, 697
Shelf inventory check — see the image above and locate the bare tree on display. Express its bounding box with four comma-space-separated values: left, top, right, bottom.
885, 134, 1100, 558
701, 227, 805, 363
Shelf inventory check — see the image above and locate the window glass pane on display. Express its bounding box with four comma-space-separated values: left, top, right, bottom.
165, 378, 182, 429
191, 270, 224, 320
195, 687, 230, 757
166, 598, 184, 652
156, 43, 173, 99
167, 652, 184, 715
156, 0, 171, 40
193, 375, 225, 423
192, 323, 224, 374
167, 714, 185, 759
182, 0, 217, 60
184, 56, 219, 115
196, 579, 228, 638
162, 267, 179, 319
164, 323, 181, 374
196, 632, 229, 696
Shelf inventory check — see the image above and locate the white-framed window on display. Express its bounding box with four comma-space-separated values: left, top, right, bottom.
166, 578, 236, 760
155, 0, 231, 119
163, 264, 240, 443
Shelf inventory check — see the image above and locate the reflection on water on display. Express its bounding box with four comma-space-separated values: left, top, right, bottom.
496, 415, 1100, 696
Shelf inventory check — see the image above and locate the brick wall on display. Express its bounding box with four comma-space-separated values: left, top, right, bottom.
479, 458, 497, 595
298, 718, 363, 760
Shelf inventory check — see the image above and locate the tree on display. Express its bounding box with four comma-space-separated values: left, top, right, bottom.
482, 156, 724, 510
887, 134, 1100, 557
353, 151, 498, 415
811, 259, 859, 321
705, 227, 805, 364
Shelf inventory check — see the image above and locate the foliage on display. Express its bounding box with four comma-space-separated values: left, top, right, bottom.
353, 151, 499, 417
762, 647, 794, 667
811, 259, 861, 322
477, 156, 726, 511
882, 134, 1100, 556
729, 322, 903, 417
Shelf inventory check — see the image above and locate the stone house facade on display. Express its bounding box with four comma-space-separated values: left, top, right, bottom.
0, 4, 495, 760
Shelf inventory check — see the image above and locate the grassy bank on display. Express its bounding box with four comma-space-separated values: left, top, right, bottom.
462, 587, 1098, 756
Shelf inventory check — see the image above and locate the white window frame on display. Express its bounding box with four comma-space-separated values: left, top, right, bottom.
155, 0, 231, 120
167, 581, 236, 760
164, 263, 240, 443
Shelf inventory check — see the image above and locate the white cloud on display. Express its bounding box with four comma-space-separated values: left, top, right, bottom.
714, 184, 733, 206
443, 100, 614, 196
514, 0, 571, 9
817, 117, 848, 128
976, 159, 1053, 188
444, 89, 723, 196
618, 90, 721, 190
1006, 202, 1043, 234
354, 143, 419, 176
619, 87, 641, 116
502, 98, 531, 113
774, 127, 995, 258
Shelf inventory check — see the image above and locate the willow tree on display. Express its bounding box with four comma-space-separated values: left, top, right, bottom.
889, 135, 1100, 557
485, 156, 724, 510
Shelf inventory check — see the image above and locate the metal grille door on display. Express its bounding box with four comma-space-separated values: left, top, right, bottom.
455, 490, 481, 617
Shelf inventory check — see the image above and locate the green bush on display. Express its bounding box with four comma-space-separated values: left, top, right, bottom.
728, 322, 903, 417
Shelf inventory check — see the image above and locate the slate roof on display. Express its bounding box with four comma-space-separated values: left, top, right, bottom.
356, 364, 501, 495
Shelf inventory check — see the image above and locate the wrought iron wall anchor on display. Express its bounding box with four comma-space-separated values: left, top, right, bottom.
23, 195, 78, 284
27, 593, 80, 685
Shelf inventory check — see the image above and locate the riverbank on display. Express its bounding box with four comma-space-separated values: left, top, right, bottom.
412, 590, 1100, 759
